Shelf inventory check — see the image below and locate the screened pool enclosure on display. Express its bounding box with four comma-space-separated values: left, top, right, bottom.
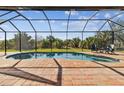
0, 7, 124, 55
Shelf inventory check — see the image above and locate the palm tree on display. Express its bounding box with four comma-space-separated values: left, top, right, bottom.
54, 38, 64, 49
110, 20, 124, 49
96, 32, 111, 48
15, 32, 34, 50
71, 37, 81, 48
63, 39, 72, 48
83, 37, 96, 49
41, 39, 51, 48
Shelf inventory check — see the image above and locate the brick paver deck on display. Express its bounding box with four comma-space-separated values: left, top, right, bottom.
0, 52, 124, 86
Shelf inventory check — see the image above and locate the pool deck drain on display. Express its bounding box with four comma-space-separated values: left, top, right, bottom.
0, 52, 124, 85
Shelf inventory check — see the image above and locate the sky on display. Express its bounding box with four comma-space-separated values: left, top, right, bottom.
0, 10, 124, 40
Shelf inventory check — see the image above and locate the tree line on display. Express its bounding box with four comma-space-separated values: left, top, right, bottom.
0, 20, 124, 50
0, 31, 118, 50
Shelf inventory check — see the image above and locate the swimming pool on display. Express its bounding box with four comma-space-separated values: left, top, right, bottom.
6, 52, 119, 62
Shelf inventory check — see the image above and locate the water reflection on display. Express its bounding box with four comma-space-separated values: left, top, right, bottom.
6, 52, 117, 62
56, 52, 63, 56
72, 53, 80, 56
46, 53, 55, 57
13, 53, 32, 59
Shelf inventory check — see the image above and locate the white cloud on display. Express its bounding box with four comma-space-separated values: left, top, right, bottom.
34, 11, 41, 13
50, 20, 55, 23
27, 17, 32, 19
18, 10, 25, 13
78, 16, 83, 19
19, 10, 41, 13
78, 15, 98, 19
65, 11, 69, 15
1, 24, 9, 29
78, 16, 89, 19
117, 14, 123, 18
104, 13, 111, 18
113, 11, 124, 18
61, 20, 102, 31
38, 20, 55, 23
71, 11, 79, 15
69, 21, 86, 30
114, 11, 120, 15
86, 22, 98, 30
65, 11, 79, 16
61, 21, 85, 30
61, 22, 67, 26
38, 20, 45, 23
78, 16, 85, 19
0, 33, 4, 40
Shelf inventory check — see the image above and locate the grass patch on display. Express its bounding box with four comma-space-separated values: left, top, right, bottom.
0, 48, 91, 53
116, 50, 124, 53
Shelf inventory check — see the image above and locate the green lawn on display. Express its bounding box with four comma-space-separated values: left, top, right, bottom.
116, 50, 124, 53
2, 48, 124, 53
0, 48, 91, 53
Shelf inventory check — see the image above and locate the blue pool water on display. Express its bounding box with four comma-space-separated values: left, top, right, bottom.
6, 52, 119, 62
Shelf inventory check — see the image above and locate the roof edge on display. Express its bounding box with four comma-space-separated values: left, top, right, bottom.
0, 6, 124, 10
